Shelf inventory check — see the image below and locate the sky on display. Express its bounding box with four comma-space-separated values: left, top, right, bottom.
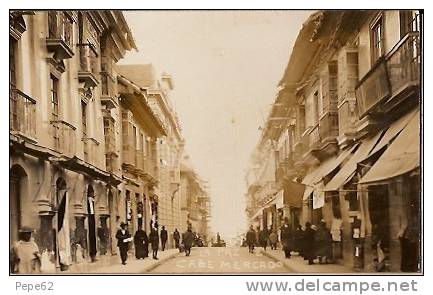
120, 10, 313, 239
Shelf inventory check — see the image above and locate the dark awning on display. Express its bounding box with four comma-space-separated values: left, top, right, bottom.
359, 111, 420, 184
361, 108, 418, 161
323, 131, 384, 191
302, 144, 358, 199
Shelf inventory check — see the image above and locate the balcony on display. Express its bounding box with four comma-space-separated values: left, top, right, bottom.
308, 124, 321, 149
135, 150, 144, 171
46, 11, 74, 59
105, 153, 118, 173
50, 120, 76, 157
386, 32, 420, 103
275, 155, 295, 183
10, 88, 36, 141
319, 112, 339, 142
355, 58, 390, 117
337, 99, 358, 148
101, 72, 118, 109
78, 44, 98, 88
82, 137, 99, 164
356, 32, 420, 118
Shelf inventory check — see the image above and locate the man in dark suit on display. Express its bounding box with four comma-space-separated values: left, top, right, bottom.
116, 222, 131, 265
160, 226, 168, 251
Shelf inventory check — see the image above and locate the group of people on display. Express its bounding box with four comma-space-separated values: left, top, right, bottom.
116, 222, 197, 265
246, 218, 333, 265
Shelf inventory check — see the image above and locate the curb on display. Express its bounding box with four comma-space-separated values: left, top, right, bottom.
142, 251, 180, 272
259, 249, 298, 272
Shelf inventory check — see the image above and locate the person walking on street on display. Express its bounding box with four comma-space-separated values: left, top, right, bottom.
173, 228, 181, 251
315, 220, 333, 264
134, 224, 148, 259
280, 218, 294, 259
11, 227, 41, 274
149, 226, 160, 260
259, 227, 269, 251
160, 226, 168, 251
246, 225, 257, 254
269, 229, 278, 250
116, 222, 131, 265
294, 224, 304, 256
303, 222, 316, 265
183, 225, 195, 256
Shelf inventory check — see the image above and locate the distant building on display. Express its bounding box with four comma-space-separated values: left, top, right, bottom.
180, 155, 211, 240
116, 64, 185, 247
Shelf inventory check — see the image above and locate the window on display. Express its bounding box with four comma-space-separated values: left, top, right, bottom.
50, 75, 60, 148
313, 90, 319, 124
142, 133, 146, 157
10, 38, 17, 90
81, 101, 87, 136
370, 15, 384, 64
10, 38, 18, 127
50, 75, 59, 120
400, 10, 420, 37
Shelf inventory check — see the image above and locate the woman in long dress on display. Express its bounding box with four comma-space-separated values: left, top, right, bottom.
134, 225, 148, 259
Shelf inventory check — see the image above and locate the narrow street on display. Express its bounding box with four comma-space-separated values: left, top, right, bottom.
148, 247, 290, 274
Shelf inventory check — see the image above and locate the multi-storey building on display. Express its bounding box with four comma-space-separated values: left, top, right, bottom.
116, 64, 185, 247
180, 155, 211, 240
9, 11, 136, 271
113, 73, 166, 238
245, 10, 421, 272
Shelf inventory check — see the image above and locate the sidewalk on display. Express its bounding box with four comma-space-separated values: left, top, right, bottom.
58, 249, 179, 274
259, 249, 353, 274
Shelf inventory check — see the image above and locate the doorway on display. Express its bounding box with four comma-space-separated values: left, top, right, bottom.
368, 185, 390, 252
10, 165, 26, 247
87, 185, 97, 262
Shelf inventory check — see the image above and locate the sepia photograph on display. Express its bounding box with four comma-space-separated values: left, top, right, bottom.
9, 9, 422, 276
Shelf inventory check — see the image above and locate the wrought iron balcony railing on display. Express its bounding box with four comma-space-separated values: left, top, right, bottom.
50, 120, 76, 156
10, 88, 36, 140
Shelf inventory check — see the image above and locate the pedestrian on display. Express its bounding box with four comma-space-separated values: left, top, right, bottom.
255, 226, 261, 247
315, 220, 333, 264
149, 226, 159, 260
399, 221, 419, 272
268, 229, 278, 250
246, 225, 257, 253
11, 227, 41, 274
183, 225, 195, 256
116, 222, 131, 265
303, 222, 316, 265
97, 220, 109, 256
160, 225, 168, 251
280, 218, 294, 259
294, 224, 304, 256
134, 224, 148, 259
173, 228, 181, 251
259, 227, 269, 251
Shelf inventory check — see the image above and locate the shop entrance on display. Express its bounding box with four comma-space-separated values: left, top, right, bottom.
368, 185, 390, 253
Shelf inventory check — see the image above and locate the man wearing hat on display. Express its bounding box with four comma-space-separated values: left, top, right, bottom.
11, 226, 41, 274
116, 222, 131, 265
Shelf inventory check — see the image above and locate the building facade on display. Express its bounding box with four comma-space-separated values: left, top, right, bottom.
245, 10, 421, 272
180, 155, 211, 241
10, 11, 137, 270
116, 64, 185, 247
